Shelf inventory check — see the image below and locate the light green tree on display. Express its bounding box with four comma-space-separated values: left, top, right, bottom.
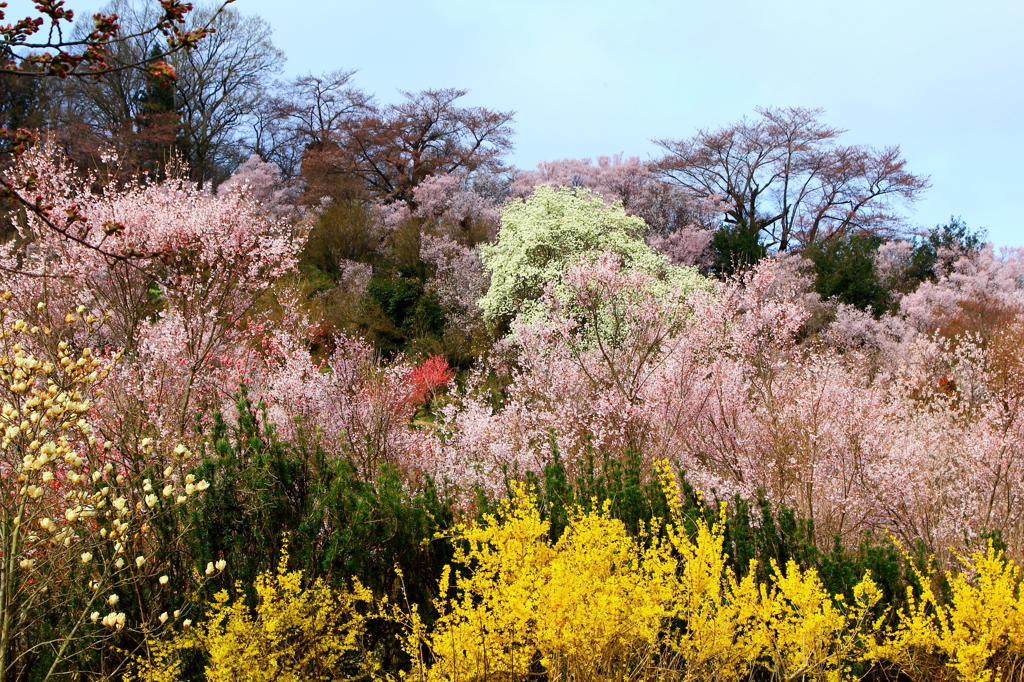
479, 185, 703, 323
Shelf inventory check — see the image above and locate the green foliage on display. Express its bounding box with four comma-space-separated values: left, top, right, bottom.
908, 217, 987, 283
188, 394, 457, 616
709, 224, 768, 277
480, 185, 696, 323
805, 234, 891, 314
300, 200, 380, 277
365, 273, 445, 355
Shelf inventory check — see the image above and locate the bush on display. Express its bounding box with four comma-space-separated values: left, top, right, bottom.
131, 548, 373, 682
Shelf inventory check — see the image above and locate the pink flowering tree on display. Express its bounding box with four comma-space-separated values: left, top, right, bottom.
258, 333, 434, 481
436, 250, 1024, 564
0, 144, 307, 448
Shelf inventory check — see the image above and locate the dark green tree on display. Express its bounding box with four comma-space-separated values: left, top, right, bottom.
804, 234, 890, 314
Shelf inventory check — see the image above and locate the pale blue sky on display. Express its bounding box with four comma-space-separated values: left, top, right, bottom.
9, 0, 1024, 245
240, 0, 1022, 246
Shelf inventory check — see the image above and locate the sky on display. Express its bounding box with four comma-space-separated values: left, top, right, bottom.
8, 0, 1024, 246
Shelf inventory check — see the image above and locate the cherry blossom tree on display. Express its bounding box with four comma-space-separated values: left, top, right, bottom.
0, 144, 306, 447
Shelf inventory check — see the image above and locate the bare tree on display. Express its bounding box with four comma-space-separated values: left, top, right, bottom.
305, 88, 514, 208
170, 5, 283, 182
54, 2, 282, 183
654, 107, 929, 252
248, 70, 370, 178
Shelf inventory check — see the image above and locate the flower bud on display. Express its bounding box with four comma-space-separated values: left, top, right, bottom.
107, 594, 118, 606
215, 559, 227, 572
205, 562, 215, 576
159, 575, 169, 585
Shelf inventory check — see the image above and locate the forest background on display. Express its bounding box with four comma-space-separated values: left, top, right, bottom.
2, 1, 1024, 681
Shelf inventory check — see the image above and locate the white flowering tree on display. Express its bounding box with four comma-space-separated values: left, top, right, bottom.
479, 185, 704, 325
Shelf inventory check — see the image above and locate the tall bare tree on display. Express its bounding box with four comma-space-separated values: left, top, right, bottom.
55, 2, 281, 182
302, 87, 514, 208
654, 107, 929, 252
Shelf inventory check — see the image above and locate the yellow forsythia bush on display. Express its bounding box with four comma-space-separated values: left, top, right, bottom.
397, 465, 887, 682
870, 542, 1024, 682
135, 464, 1024, 682
409, 489, 677, 682
397, 462, 1024, 682
131, 549, 372, 682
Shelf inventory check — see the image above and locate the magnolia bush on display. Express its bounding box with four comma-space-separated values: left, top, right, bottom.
0, 300, 217, 681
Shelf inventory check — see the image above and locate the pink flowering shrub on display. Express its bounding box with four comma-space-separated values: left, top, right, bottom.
258, 333, 434, 480
435, 253, 1024, 563
413, 173, 501, 243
